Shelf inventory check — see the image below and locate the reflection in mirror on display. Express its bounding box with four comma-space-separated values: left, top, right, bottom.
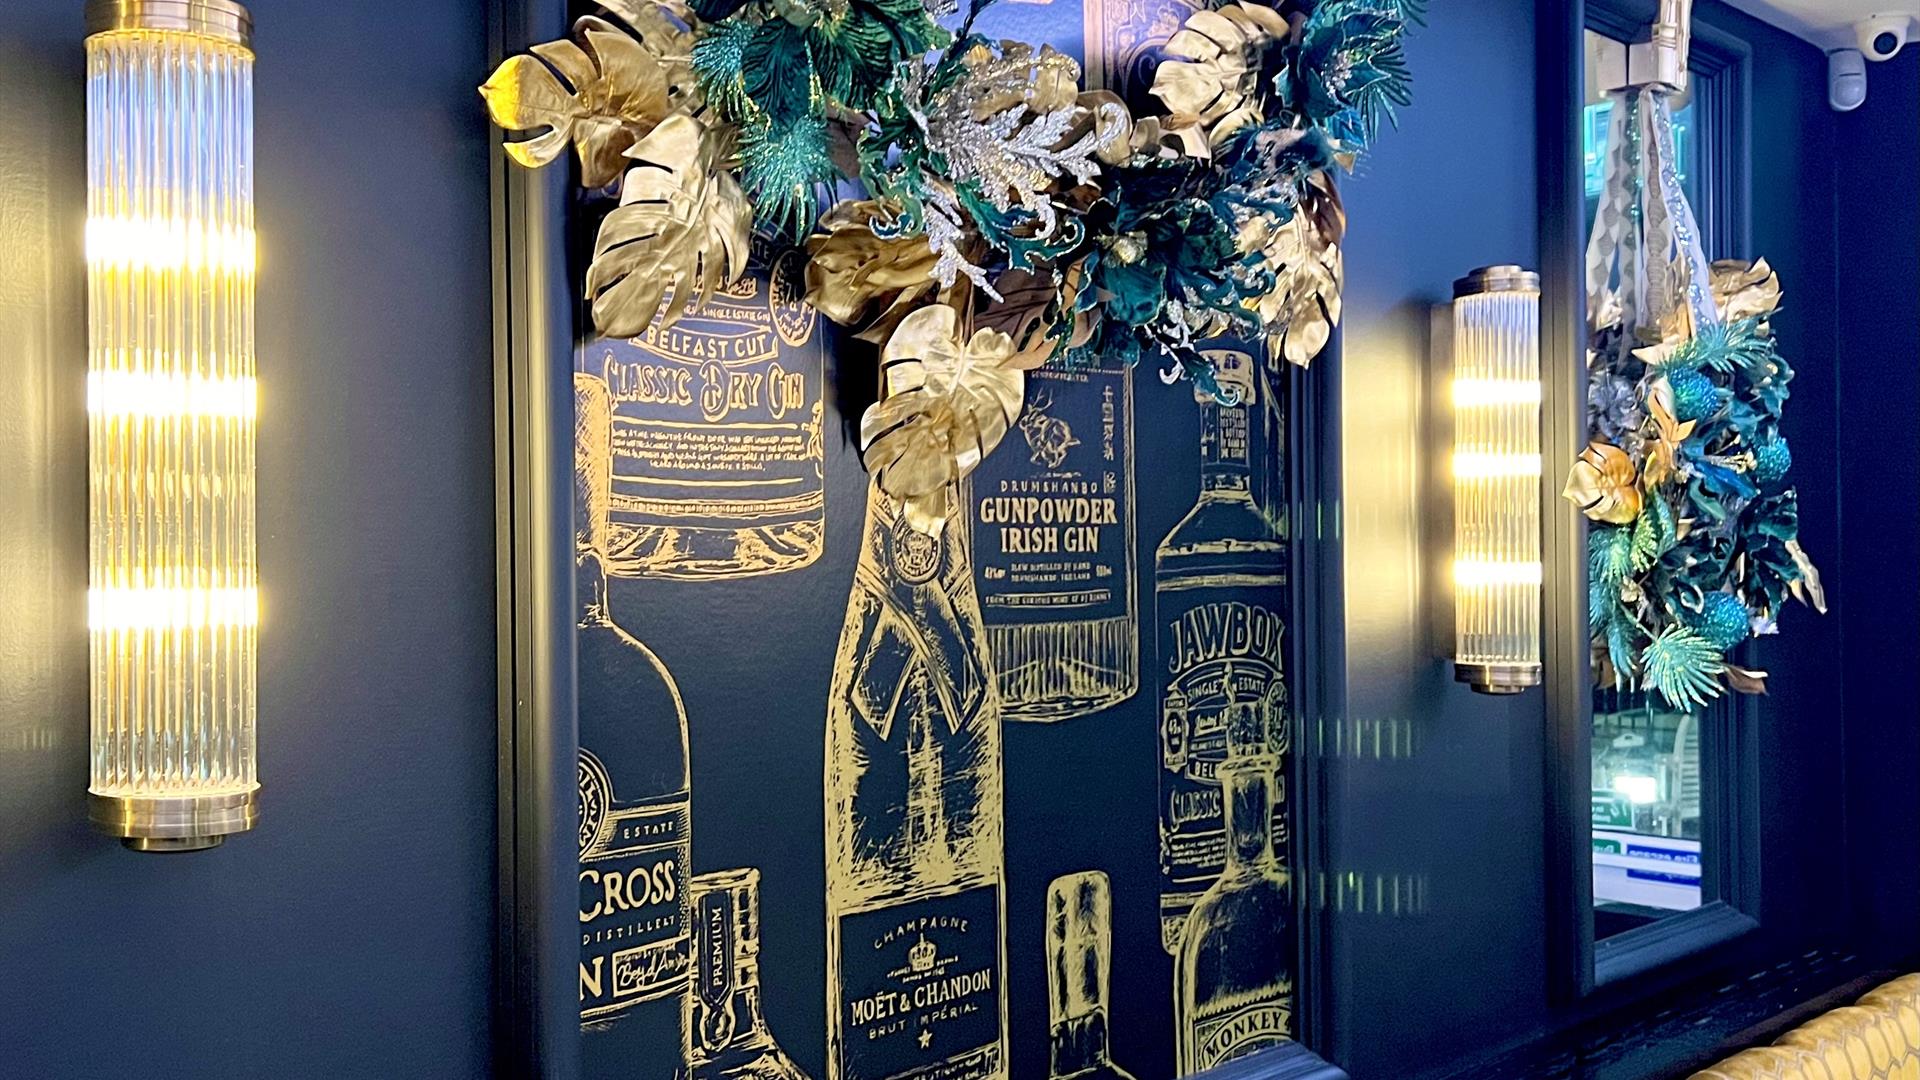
1591, 691, 1709, 938
1580, 25, 1726, 946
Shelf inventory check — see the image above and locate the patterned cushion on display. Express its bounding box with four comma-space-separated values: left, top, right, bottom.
1689, 977, 1920, 1080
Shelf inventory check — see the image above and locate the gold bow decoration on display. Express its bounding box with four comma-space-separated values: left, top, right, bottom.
585, 115, 753, 338
860, 305, 1028, 534
1563, 441, 1643, 525
480, 12, 698, 189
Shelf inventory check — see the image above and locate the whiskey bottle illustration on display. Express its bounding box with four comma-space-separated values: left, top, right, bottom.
686, 869, 813, 1080
969, 361, 1139, 722
1046, 872, 1138, 1080
1154, 351, 1289, 954
580, 243, 825, 581
1174, 711, 1294, 1075
825, 480, 1009, 1080
575, 374, 694, 1074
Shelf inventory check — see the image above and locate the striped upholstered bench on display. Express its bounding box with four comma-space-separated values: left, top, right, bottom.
1689, 975, 1920, 1080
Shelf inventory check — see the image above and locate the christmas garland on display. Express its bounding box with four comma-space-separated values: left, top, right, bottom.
1565, 91, 1824, 712
483, 0, 1419, 528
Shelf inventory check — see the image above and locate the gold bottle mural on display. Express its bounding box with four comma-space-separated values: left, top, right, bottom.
969, 362, 1138, 722
1154, 352, 1290, 954
1174, 711, 1294, 1074
687, 868, 814, 1080
1046, 872, 1138, 1080
580, 245, 826, 581
574, 374, 694, 1072
824, 481, 1009, 1080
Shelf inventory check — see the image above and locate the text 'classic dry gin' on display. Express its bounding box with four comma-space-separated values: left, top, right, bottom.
576, 374, 694, 1074
969, 360, 1139, 722
825, 481, 1009, 1080
580, 245, 825, 580
1154, 352, 1290, 954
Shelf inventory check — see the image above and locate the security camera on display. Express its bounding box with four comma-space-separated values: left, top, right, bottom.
1856, 14, 1912, 62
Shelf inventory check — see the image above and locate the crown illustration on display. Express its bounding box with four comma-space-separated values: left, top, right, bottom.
908, 934, 937, 974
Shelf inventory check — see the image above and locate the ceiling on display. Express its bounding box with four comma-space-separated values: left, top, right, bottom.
1722, 0, 1920, 48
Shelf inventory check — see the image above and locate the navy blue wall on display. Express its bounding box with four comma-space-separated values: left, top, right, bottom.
1836, 48, 1920, 964
0, 3, 499, 1076
1331, 1, 1547, 1073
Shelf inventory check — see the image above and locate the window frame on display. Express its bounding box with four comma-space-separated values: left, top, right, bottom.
1544, 0, 1761, 999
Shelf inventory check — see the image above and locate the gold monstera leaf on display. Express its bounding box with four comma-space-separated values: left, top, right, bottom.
1710, 257, 1783, 324
1641, 379, 1697, 490
1149, 2, 1294, 145
1243, 174, 1345, 367
480, 11, 696, 189
585, 115, 751, 338
860, 305, 1024, 534
804, 202, 943, 343
1563, 442, 1642, 525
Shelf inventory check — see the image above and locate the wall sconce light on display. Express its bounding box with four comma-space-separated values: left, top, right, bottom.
85, 0, 259, 851
1451, 266, 1543, 695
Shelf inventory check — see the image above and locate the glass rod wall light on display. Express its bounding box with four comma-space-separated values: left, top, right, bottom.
1451, 266, 1543, 695
85, 0, 259, 850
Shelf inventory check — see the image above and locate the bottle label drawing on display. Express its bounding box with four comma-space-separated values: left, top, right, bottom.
1155, 352, 1290, 954
1174, 712, 1294, 1075
1158, 598, 1287, 924
579, 246, 825, 581
1045, 872, 1137, 1080
837, 885, 1004, 1080
1189, 1001, 1292, 1073
970, 361, 1138, 721
687, 868, 813, 1079
827, 484, 1009, 1080
575, 371, 695, 1076
579, 752, 692, 1020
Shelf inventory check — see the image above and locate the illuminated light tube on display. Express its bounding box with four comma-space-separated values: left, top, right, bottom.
85, 0, 259, 851
1450, 266, 1543, 695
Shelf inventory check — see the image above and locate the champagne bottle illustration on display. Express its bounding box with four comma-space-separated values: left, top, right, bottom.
575, 373, 694, 1074
825, 480, 1009, 1080
580, 244, 825, 580
1174, 711, 1294, 1075
686, 869, 814, 1080
1046, 872, 1139, 1080
969, 361, 1139, 722
1153, 351, 1289, 954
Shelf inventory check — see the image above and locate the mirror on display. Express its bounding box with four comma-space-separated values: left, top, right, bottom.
1579, 23, 1734, 947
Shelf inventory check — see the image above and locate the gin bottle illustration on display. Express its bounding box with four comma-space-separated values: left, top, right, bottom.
686, 869, 813, 1080
580, 243, 825, 580
969, 361, 1139, 722
1154, 351, 1289, 954
575, 373, 694, 1074
1174, 711, 1294, 1075
825, 480, 1009, 1080
1046, 872, 1138, 1080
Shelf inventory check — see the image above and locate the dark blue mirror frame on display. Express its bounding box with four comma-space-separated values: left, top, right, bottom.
1572, 0, 1763, 994
492, 0, 586, 1076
